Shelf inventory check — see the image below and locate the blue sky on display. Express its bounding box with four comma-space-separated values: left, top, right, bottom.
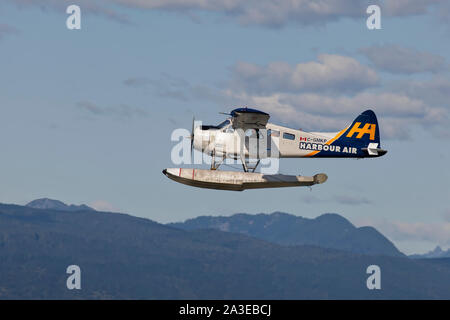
0, 0, 449, 254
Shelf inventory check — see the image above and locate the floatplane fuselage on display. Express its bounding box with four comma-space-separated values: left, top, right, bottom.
163, 108, 387, 191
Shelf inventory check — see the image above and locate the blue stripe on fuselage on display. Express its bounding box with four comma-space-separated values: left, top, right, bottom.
299, 141, 366, 157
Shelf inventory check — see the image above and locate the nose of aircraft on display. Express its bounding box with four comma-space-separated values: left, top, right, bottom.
193, 126, 202, 151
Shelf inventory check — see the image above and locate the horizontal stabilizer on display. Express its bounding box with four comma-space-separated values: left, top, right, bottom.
362, 142, 388, 156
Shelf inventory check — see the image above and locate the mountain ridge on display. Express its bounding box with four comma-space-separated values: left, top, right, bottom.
1, 202, 449, 299
410, 246, 450, 259
26, 198, 95, 212
168, 211, 404, 257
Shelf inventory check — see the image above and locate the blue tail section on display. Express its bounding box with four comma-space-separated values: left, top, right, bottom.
308, 110, 384, 158
336, 110, 380, 148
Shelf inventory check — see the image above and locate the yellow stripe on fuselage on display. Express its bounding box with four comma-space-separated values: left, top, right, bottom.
304, 127, 348, 157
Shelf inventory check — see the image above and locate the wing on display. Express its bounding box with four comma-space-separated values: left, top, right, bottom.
230, 107, 270, 131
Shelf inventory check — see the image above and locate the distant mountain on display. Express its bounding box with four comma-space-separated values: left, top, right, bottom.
0, 203, 449, 299
26, 198, 94, 212
410, 246, 450, 259
169, 212, 404, 257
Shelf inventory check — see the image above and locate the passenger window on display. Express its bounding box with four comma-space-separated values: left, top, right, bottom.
283, 132, 295, 140
270, 130, 280, 137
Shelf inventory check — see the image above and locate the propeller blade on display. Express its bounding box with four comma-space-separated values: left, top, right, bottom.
185, 116, 195, 140
191, 116, 195, 161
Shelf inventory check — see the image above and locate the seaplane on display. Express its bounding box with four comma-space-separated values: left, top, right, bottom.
163, 108, 387, 191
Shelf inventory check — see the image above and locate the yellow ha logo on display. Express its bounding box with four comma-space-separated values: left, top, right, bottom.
346, 122, 376, 140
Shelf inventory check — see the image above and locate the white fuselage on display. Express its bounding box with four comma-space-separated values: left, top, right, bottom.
193, 121, 346, 159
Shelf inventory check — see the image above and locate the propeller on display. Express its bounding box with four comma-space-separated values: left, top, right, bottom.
189, 116, 195, 162
184, 116, 196, 162
190, 116, 195, 153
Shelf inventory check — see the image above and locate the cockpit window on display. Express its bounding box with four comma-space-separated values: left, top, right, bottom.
217, 119, 231, 128
283, 132, 295, 140
200, 119, 231, 131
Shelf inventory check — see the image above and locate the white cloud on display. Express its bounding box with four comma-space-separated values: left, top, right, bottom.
218, 48, 450, 139
127, 53, 450, 140
7, 0, 130, 23
231, 55, 379, 94
392, 76, 450, 106
390, 222, 450, 245
8, 0, 450, 27
360, 45, 446, 74
383, 0, 442, 16
354, 216, 450, 253
223, 89, 447, 138
113, 0, 450, 27
113, 0, 370, 27
384, 221, 450, 246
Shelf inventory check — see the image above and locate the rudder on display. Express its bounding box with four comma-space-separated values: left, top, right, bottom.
338, 110, 380, 147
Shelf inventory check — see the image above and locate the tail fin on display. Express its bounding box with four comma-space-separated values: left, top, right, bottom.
337, 110, 380, 148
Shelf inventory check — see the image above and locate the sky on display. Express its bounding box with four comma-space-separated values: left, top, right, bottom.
0, 0, 449, 254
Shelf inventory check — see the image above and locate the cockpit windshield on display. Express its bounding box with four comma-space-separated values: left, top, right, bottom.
200, 119, 231, 131
216, 119, 231, 129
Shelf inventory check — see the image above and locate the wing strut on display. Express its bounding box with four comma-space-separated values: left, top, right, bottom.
239, 153, 260, 173
210, 150, 223, 170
